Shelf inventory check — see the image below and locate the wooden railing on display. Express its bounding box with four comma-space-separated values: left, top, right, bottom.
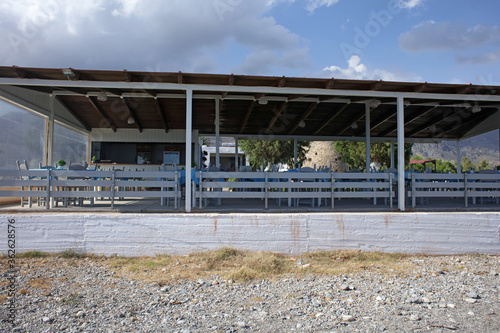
409, 172, 500, 208
0, 170, 180, 209
193, 171, 395, 209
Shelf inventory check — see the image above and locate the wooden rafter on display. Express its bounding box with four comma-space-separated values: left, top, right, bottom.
55, 96, 92, 131
378, 105, 436, 137
288, 102, 318, 135
122, 97, 143, 133
12, 65, 26, 78
265, 101, 287, 134
123, 70, 132, 82
405, 108, 461, 137
154, 98, 169, 133
355, 111, 396, 136
177, 71, 183, 84
239, 101, 256, 134
338, 108, 366, 136
313, 103, 350, 135
456, 83, 472, 94
437, 109, 495, 138
87, 96, 116, 132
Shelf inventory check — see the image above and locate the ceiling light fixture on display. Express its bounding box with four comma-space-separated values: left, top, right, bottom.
429, 124, 437, 132
258, 97, 268, 105
351, 122, 358, 129
471, 103, 481, 113
97, 91, 108, 102
127, 116, 135, 125
298, 120, 306, 128
369, 99, 381, 109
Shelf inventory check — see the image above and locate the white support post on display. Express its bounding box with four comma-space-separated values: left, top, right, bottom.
397, 96, 405, 211
215, 98, 220, 168
365, 102, 371, 173
47, 94, 55, 167
457, 140, 462, 174
185, 89, 193, 212
294, 138, 298, 167
234, 137, 239, 171
390, 141, 395, 169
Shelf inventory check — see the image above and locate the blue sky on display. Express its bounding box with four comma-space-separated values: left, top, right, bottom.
0, 0, 499, 85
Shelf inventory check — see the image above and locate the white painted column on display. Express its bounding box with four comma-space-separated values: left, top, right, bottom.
234, 137, 239, 171
390, 141, 395, 169
294, 139, 298, 167
47, 94, 55, 166
457, 140, 462, 174
215, 98, 220, 168
185, 89, 193, 212
365, 102, 371, 173
397, 96, 405, 211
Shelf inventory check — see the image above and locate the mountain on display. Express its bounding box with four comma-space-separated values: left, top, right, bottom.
412, 130, 499, 168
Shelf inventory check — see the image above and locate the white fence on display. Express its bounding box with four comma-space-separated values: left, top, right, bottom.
0, 170, 180, 209
1, 169, 498, 210
193, 171, 394, 209
409, 172, 500, 208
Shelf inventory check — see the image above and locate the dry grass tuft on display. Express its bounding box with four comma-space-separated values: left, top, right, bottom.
28, 278, 51, 289
104, 248, 414, 283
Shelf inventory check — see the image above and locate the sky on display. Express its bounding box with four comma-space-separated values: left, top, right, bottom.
0, 0, 499, 85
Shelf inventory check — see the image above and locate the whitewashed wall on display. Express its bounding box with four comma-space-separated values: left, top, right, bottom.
1, 212, 498, 256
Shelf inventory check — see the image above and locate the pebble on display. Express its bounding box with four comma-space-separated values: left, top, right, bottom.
3, 254, 499, 332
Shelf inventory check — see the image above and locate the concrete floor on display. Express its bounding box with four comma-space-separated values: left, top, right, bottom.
1, 195, 498, 213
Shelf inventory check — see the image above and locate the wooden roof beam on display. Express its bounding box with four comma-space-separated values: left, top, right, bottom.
87, 96, 117, 132
405, 108, 463, 137
12, 65, 26, 78
313, 103, 350, 135
354, 111, 396, 137
378, 105, 436, 137
123, 70, 133, 82
154, 97, 169, 133
55, 96, 92, 132
325, 78, 335, 89
177, 71, 183, 84
288, 102, 318, 135
338, 109, 366, 136
239, 100, 256, 134
414, 82, 427, 93
265, 101, 287, 134
278, 76, 286, 87
122, 97, 143, 133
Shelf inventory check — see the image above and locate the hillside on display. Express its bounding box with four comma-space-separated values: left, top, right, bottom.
412, 130, 499, 168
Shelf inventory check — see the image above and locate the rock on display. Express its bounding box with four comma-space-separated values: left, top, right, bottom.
409, 314, 420, 321
465, 298, 477, 304
467, 292, 479, 299
236, 321, 246, 327
342, 315, 355, 322
76, 311, 86, 318
41, 316, 52, 323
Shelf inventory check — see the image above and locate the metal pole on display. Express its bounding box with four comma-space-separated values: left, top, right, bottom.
457, 140, 462, 174
397, 96, 405, 211
47, 94, 55, 167
390, 142, 395, 169
234, 137, 239, 171
215, 98, 220, 168
185, 89, 193, 212
365, 102, 371, 173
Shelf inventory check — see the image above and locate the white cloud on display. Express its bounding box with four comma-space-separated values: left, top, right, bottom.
397, 0, 425, 9
399, 21, 500, 52
322, 55, 421, 81
305, 0, 340, 13
399, 21, 500, 65
0, 0, 309, 74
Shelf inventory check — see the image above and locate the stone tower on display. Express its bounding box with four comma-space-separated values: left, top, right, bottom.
302, 141, 348, 172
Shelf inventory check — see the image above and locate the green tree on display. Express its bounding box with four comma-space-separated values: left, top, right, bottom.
239, 140, 310, 170
435, 159, 457, 173
334, 142, 413, 171
459, 156, 476, 173
478, 159, 490, 170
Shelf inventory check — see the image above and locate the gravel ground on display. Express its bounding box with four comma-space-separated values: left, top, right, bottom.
1, 254, 499, 332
